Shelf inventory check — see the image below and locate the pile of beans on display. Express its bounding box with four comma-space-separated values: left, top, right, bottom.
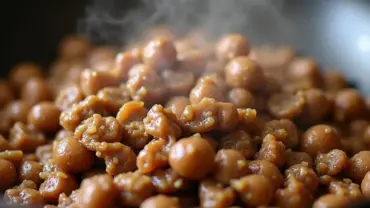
1, 27, 370, 208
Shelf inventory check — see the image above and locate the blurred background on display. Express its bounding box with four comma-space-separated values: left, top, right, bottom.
0, 0, 369, 93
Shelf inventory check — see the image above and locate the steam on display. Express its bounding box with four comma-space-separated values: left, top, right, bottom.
79, 0, 296, 47
76, 0, 370, 95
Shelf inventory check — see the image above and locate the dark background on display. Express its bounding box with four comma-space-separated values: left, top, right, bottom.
0, 0, 370, 93
0, 0, 137, 75
0, 0, 85, 74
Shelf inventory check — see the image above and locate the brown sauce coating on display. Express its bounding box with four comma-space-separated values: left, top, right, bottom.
0, 135, 12, 152
169, 134, 215, 180
140, 194, 181, 208
113, 49, 142, 81
231, 174, 274, 207
52, 136, 94, 174
165, 96, 190, 119
363, 125, 370, 145
328, 178, 362, 199
251, 46, 295, 70
44, 205, 58, 208
322, 71, 348, 92
126, 64, 168, 105
0, 110, 13, 134
74, 114, 122, 151
285, 163, 319, 193
202, 135, 219, 151
137, 138, 172, 174
60, 65, 85, 92
275, 177, 313, 208
151, 168, 191, 193
19, 160, 42, 186
80, 69, 120, 96
334, 89, 365, 122
0, 159, 17, 191
237, 108, 259, 132
189, 76, 227, 104
9, 62, 43, 91
361, 171, 370, 198
215, 34, 250, 63
255, 134, 286, 168
88, 52, 113, 72
214, 101, 240, 132
142, 37, 177, 70
116, 100, 147, 124
57, 189, 79, 208
177, 49, 207, 74
253, 94, 269, 113
179, 96, 216, 132
58, 35, 91, 60
161, 69, 195, 96
199, 72, 228, 90
0, 150, 24, 167
15, 179, 38, 190
59, 95, 110, 131
28, 102, 61, 133
39, 171, 78, 203
55, 129, 74, 142
301, 124, 342, 157
218, 130, 257, 160
199, 179, 236, 208
349, 119, 369, 137
315, 149, 348, 176
6, 100, 31, 124
76, 174, 118, 208
296, 89, 332, 125
114, 172, 154, 207
225, 56, 265, 91
263, 74, 283, 95
213, 149, 248, 184
4, 187, 45, 206
39, 159, 61, 180
21, 77, 52, 106
287, 57, 321, 90
228, 88, 255, 108
312, 194, 351, 208
9, 122, 46, 152
340, 138, 365, 157
86, 46, 116, 70
180, 98, 239, 133
96, 86, 131, 114
267, 92, 306, 119
285, 150, 313, 168
35, 144, 53, 164
247, 160, 284, 190
348, 151, 370, 183
3, 31, 370, 207
96, 142, 137, 176
116, 101, 152, 150
55, 85, 85, 111
143, 104, 182, 139
24, 154, 37, 162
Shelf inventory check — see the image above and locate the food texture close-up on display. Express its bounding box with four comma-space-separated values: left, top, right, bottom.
1, 0, 370, 207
